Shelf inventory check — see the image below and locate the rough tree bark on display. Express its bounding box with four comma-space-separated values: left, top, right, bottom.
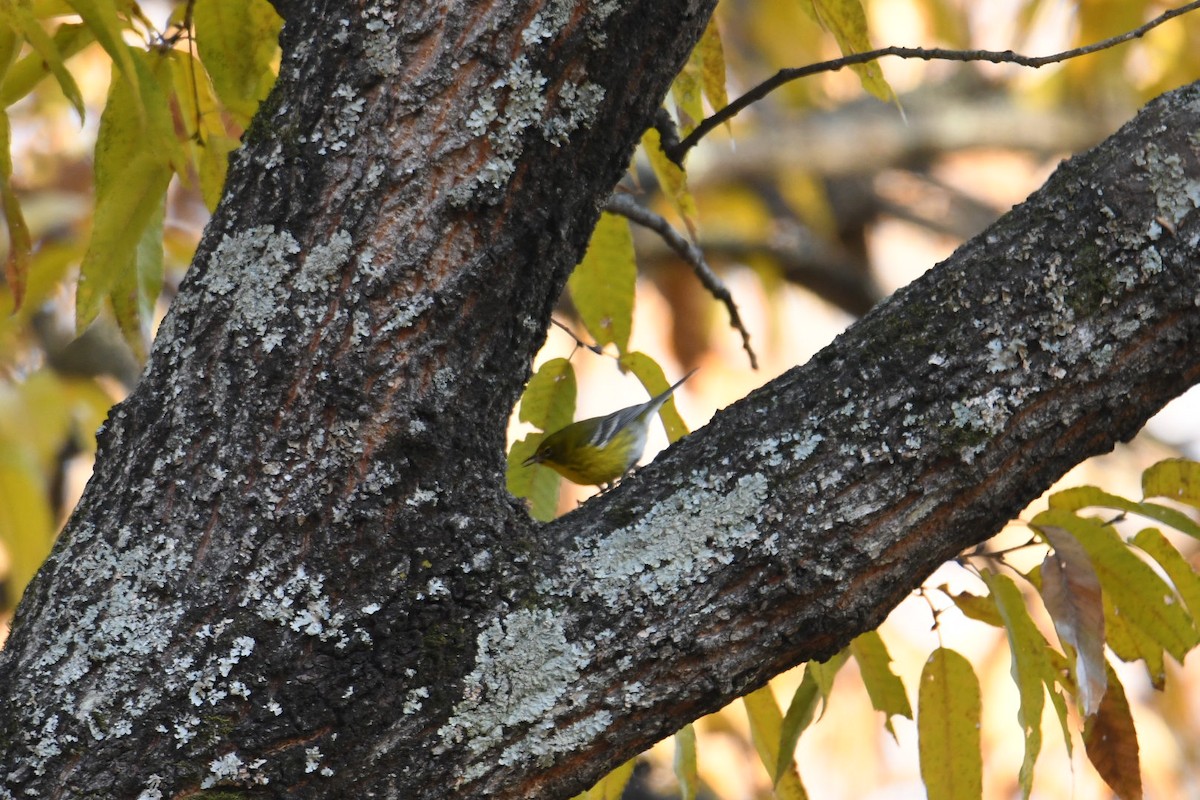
1, 2, 1198, 798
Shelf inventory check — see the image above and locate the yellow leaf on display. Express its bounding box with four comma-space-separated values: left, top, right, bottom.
1143, 458, 1200, 511
0, 112, 31, 312
0, 3, 85, 118
641, 127, 699, 238
518, 358, 577, 431
0, 22, 92, 109
743, 684, 809, 799
572, 759, 635, 800
569, 212, 636, 353
673, 724, 698, 800
849, 630, 913, 739
919, 648, 982, 800
78, 51, 177, 334
64, 0, 140, 103
0, 453, 55, 608
695, 16, 728, 116
193, 0, 282, 127
109, 195, 165, 360
808, 0, 892, 102
616, 351, 688, 443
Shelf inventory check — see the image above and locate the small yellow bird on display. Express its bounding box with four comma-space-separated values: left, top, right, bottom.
523, 369, 697, 488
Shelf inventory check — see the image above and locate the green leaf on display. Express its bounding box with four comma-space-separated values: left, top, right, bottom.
0, 22, 92, 108
568, 212, 636, 353
1036, 524, 1107, 717
918, 648, 981, 800
775, 668, 819, 785
641, 126, 699, 238
1083, 664, 1143, 800
673, 723, 698, 800
1132, 528, 1200, 624
743, 684, 809, 799
506, 434, 560, 522
0, 4, 85, 118
1032, 510, 1198, 667
1143, 459, 1200, 511
616, 351, 689, 443
518, 358, 577, 432
981, 571, 1052, 798
807, 0, 892, 102
193, 0, 282, 127
849, 630, 913, 739
1048, 485, 1200, 540
77, 51, 177, 333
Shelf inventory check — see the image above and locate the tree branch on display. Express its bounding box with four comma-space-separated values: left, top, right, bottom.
605, 192, 759, 368
669, 0, 1200, 161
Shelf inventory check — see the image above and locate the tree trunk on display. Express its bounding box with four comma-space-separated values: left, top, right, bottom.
1, 2, 1198, 798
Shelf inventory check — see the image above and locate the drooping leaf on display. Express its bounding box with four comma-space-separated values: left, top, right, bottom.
776, 668, 820, 784
0, 4, 85, 118
568, 211, 636, 353
805, 0, 892, 102
64, 0, 140, 101
168, 49, 238, 210
77, 50, 177, 334
695, 17, 728, 117
616, 351, 690, 443
849, 630, 912, 740
0, 22, 93, 108
1036, 524, 1107, 717
1132, 527, 1200, 623
743, 684, 809, 799
109, 195, 165, 360
641, 126, 699, 238
1048, 485, 1200, 540
1142, 459, 1200, 511
192, 0, 282, 127
1032, 510, 1198, 667
673, 723, 698, 800
982, 570, 1052, 798
918, 648, 982, 800
1083, 664, 1143, 800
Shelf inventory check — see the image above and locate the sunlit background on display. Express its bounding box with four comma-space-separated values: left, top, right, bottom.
2, 1, 1199, 797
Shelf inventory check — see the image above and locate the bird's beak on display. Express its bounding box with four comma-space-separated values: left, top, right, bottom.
522, 452, 542, 467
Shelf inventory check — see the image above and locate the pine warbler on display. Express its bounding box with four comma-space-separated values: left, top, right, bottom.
523, 369, 696, 488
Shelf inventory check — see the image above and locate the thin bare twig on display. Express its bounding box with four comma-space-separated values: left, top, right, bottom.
669, 0, 1200, 162
605, 193, 759, 369
550, 318, 605, 355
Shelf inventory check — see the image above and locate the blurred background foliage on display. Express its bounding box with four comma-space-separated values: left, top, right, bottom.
1, 1, 1200, 798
